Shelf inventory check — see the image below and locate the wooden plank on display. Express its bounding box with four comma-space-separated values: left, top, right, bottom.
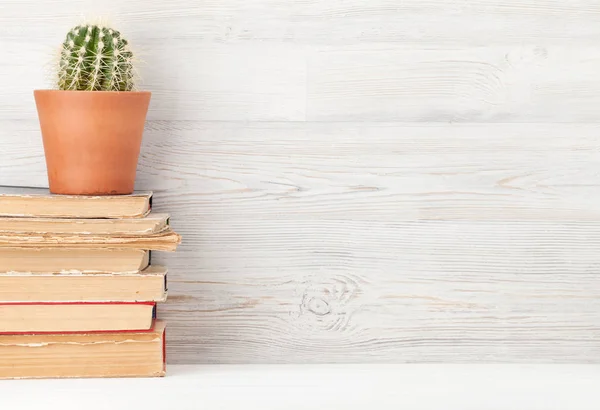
5, 43, 600, 122
3, 121, 599, 221
7, 121, 600, 221
144, 121, 600, 222
2, 2, 600, 122
307, 45, 600, 122
1, 0, 599, 46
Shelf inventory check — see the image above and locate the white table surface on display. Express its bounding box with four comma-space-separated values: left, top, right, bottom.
1, 364, 599, 410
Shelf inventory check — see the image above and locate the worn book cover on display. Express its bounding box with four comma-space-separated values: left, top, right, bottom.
0, 247, 150, 273
0, 301, 157, 333
0, 187, 153, 218
0, 321, 166, 379
0, 265, 167, 303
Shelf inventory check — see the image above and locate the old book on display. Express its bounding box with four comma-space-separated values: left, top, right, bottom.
0, 320, 166, 379
0, 229, 181, 251
0, 247, 149, 273
0, 302, 155, 333
0, 213, 170, 235
0, 187, 152, 218
0, 266, 167, 303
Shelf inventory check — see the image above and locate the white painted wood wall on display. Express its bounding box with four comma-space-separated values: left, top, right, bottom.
1, 0, 599, 363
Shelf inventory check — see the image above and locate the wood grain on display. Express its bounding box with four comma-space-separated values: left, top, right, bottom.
2, 0, 600, 364
2, 120, 589, 363
0, 42, 306, 121
308, 45, 600, 122
2, 121, 599, 222
4, 43, 600, 122
137, 122, 600, 362
2, 0, 600, 46
2, 1, 600, 122
161, 274, 600, 364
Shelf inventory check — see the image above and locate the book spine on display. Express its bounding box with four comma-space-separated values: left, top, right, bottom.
163, 326, 167, 372
0, 319, 157, 335
0, 301, 156, 306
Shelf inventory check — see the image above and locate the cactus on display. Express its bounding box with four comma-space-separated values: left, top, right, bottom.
58, 24, 136, 91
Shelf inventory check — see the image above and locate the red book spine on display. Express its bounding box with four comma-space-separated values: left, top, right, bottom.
162, 326, 167, 372
0, 301, 155, 306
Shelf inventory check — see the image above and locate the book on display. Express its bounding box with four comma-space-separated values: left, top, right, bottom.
0, 229, 181, 251
0, 302, 156, 333
0, 187, 152, 218
0, 213, 170, 235
0, 247, 150, 273
0, 320, 166, 379
0, 265, 167, 303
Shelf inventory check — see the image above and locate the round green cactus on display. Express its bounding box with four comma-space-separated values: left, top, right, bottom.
58, 24, 136, 91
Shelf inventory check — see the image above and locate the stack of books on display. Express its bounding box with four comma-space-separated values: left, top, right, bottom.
0, 188, 180, 379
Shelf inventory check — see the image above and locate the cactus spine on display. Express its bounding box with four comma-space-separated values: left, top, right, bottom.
58, 25, 135, 91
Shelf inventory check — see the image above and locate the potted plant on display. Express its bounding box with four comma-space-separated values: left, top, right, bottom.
34, 24, 150, 195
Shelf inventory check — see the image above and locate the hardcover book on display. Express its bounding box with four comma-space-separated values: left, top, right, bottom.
0, 229, 180, 251
0, 321, 166, 379
0, 247, 150, 273
0, 302, 156, 333
0, 213, 170, 235
0, 187, 152, 218
0, 265, 167, 303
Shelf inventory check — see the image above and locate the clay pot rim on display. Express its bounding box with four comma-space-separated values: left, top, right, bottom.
34, 90, 151, 95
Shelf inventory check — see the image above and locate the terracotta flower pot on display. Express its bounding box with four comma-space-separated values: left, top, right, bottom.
34, 90, 151, 195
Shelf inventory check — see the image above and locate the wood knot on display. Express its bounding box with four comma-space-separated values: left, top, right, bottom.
290, 273, 364, 332
306, 297, 331, 316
